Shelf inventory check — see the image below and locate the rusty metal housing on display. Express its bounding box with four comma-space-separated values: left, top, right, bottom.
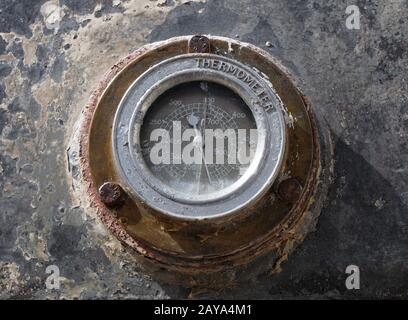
74, 35, 331, 286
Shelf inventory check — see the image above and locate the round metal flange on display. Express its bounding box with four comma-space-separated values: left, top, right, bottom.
75, 35, 331, 285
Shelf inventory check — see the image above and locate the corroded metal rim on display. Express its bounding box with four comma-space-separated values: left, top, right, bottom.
76, 35, 327, 278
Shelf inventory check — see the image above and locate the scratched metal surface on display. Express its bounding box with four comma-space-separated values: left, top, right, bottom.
0, 0, 407, 299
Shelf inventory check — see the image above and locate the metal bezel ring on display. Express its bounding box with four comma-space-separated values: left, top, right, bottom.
112, 53, 286, 220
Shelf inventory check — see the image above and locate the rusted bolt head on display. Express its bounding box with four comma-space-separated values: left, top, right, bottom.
277, 178, 302, 203
98, 182, 126, 208
188, 35, 210, 53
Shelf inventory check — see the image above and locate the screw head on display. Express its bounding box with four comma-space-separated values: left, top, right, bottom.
188, 35, 211, 53
98, 182, 126, 208
277, 178, 302, 203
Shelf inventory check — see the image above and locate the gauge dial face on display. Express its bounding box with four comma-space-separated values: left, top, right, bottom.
139, 81, 257, 198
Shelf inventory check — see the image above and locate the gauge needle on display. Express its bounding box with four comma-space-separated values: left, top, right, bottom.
187, 113, 212, 190
202, 97, 208, 133
201, 97, 212, 185
187, 114, 202, 191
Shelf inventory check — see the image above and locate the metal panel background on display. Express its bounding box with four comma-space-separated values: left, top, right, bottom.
0, 0, 407, 299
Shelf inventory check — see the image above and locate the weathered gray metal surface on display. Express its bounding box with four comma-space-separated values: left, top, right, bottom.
0, 0, 407, 299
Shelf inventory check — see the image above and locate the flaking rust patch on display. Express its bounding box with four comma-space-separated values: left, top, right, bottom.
40, 0, 65, 34
19, 22, 49, 67
15, 230, 50, 262
3, 66, 24, 105
0, 262, 23, 298
31, 76, 61, 108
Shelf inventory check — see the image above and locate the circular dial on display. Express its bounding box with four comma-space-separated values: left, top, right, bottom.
113, 53, 286, 217
139, 81, 257, 198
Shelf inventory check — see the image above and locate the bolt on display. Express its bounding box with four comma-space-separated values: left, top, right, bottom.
277, 178, 302, 203
98, 182, 126, 208
188, 35, 211, 53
